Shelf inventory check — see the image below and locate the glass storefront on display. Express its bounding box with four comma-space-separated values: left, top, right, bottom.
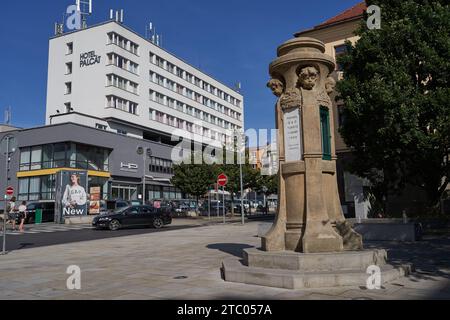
20, 142, 110, 172
18, 174, 109, 202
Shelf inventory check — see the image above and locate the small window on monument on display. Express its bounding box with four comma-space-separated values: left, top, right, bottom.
320, 106, 332, 161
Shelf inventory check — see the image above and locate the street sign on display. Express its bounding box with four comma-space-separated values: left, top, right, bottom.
6, 186, 14, 197
217, 173, 228, 187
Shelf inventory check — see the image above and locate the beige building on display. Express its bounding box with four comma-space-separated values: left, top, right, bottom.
295, 2, 371, 219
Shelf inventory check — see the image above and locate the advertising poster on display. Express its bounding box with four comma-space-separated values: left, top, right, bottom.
55, 170, 88, 223
89, 187, 101, 215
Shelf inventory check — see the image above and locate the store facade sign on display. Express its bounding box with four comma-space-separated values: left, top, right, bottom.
120, 162, 139, 173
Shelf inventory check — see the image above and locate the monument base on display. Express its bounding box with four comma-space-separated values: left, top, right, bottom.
221, 248, 412, 289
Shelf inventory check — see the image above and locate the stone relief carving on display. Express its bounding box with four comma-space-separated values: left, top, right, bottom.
267, 78, 284, 97
279, 88, 302, 111
298, 66, 319, 90
325, 77, 336, 95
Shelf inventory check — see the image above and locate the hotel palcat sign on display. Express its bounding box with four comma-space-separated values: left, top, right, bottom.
80, 51, 101, 68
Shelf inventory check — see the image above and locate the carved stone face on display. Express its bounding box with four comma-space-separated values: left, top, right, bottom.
267, 79, 284, 97
325, 77, 336, 94
298, 67, 319, 90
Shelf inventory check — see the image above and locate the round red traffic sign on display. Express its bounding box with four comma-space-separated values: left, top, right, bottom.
217, 174, 228, 187
6, 186, 14, 196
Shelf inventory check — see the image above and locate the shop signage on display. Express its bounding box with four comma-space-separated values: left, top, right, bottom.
120, 162, 139, 173
80, 51, 101, 68
89, 187, 101, 215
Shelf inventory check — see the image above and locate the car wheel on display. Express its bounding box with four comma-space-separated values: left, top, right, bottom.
109, 220, 121, 231
153, 218, 164, 229
27, 216, 35, 225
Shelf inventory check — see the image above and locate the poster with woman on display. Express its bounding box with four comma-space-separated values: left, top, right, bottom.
55, 171, 88, 222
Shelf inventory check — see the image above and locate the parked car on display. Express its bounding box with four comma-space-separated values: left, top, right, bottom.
25, 202, 55, 224
226, 201, 249, 215
92, 205, 172, 231
98, 200, 131, 215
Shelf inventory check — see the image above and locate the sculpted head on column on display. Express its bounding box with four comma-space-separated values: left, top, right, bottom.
267, 78, 285, 97
298, 66, 319, 90
325, 77, 336, 95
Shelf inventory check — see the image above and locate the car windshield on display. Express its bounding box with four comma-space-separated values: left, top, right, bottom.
114, 206, 131, 214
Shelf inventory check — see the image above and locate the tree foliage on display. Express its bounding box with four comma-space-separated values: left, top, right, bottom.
337, 0, 450, 211
171, 152, 217, 207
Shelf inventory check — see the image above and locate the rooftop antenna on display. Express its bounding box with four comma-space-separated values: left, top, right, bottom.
4, 106, 11, 125
76, 0, 93, 29
111, 9, 124, 23
235, 82, 242, 93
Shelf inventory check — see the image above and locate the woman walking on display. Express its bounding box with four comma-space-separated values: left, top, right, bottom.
17, 201, 27, 233
8, 197, 17, 232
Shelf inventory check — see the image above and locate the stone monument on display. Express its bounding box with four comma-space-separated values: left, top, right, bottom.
222, 37, 412, 289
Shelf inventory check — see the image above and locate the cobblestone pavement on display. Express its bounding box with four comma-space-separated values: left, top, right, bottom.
0, 221, 449, 300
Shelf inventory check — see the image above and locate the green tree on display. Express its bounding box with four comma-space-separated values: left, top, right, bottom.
218, 150, 259, 215
254, 174, 279, 213
171, 152, 217, 210
337, 0, 450, 213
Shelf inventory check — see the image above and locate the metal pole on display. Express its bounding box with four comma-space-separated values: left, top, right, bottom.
239, 141, 245, 225
223, 186, 226, 224
2, 137, 9, 255
143, 152, 146, 205
208, 187, 211, 220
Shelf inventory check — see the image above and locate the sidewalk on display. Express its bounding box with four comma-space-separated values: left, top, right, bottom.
0, 221, 449, 300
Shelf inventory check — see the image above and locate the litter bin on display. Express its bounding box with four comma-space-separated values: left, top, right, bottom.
35, 209, 43, 225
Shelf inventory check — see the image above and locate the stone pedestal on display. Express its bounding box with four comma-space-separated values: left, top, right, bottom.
222, 249, 412, 289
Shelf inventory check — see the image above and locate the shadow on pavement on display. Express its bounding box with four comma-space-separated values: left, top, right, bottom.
207, 243, 255, 258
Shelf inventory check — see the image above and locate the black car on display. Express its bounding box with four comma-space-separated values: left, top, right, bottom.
92, 205, 172, 231
25, 202, 55, 224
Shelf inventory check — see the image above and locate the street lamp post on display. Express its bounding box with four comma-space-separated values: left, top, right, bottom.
1, 135, 17, 256
234, 129, 245, 225
137, 146, 152, 205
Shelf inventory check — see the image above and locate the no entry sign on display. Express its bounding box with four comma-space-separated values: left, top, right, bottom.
6, 186, 14, 197
217, 174, 228, 187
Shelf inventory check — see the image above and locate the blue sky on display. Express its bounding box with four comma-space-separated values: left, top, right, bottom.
0, 0, 359, 131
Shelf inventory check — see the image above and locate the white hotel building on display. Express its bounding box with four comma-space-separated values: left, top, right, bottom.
46, 20, 244, 147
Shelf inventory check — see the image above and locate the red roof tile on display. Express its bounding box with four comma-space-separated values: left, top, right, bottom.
317, 2, 367, 28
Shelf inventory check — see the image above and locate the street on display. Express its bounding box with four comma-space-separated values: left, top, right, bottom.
0, 219, 208, 252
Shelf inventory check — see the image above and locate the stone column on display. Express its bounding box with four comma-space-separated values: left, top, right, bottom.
264, 37, 361, 253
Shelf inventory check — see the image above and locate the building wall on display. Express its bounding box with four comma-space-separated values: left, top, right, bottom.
0, 123, 178, 210
46, 21, 244, 146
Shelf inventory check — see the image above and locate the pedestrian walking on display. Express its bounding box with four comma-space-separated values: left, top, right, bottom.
17, 201, 27, 233
8, 197, 17, 232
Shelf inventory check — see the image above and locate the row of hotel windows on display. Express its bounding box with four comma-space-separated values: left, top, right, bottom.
108, 32, 139, 55
107, 52, 139, 74
106, 95, 138, 115
150, 52, 241, 108
149, 90, 240, 131
107, 74, 139, 94
66, 35, 241, 110
150, 71, 241, 121
149, 108, 232, 143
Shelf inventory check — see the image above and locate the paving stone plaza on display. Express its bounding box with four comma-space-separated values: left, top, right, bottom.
0, 220, 449, 300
